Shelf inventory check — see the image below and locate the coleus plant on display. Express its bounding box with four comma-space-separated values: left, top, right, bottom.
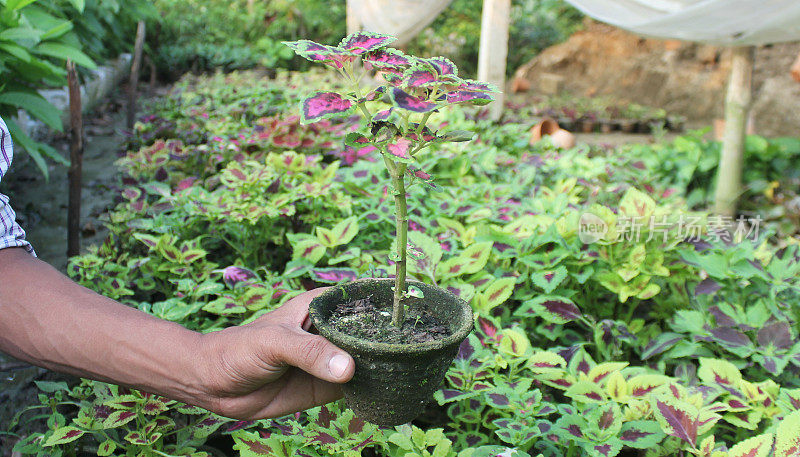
284, 31, 498, 325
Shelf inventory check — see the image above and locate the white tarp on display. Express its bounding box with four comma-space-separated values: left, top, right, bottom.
563, 0, 800, 46
347, 0, 453, 46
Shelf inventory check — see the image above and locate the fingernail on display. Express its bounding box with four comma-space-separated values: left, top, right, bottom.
328, 353, 350, 378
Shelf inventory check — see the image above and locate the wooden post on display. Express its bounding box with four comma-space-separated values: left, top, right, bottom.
127, 20, 146, 130
66, 60, 83, 258
477, 0, 510, 121
713, 46, 755, 217
346, 0, 361, 35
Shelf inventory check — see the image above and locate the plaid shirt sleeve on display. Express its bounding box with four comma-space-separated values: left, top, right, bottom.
0, 116, 36, 255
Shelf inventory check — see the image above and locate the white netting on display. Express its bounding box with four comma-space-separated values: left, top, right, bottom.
347, 0, 453, 46
563, 0, 800, 46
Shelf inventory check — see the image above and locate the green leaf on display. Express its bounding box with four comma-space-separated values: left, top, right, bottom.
97, 439, 116, 456
0, 27, 43, 44
34, 381, 69, 393
35, 43, 96, 69
729, 433, 773, 457
439, 130, 474, 142
40, 21, 74, 40
3, 117, 50, 179
0, 43, 33, 62
478, 277, 516, 311
388, 431, 414, 450
0, 91, 63, 131
67, 0, 85, 12
618, 187, 656, 220
618, 420, 665, 449
775, 410, 800, 457
44, 426, 85, 446
7, 0, 39, 11
291, 237, 326, 264
529, 265, 568, 293
458, 241, 493, 274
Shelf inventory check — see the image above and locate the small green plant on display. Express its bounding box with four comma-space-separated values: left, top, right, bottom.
283, 31, 498, 326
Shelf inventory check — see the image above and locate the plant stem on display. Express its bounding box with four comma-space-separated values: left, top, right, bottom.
391, 166, 408, 327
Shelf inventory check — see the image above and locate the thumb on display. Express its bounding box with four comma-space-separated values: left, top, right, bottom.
269, 329, 355, 383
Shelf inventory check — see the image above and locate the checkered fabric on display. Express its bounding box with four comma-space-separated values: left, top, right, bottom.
0, 116, 35, 255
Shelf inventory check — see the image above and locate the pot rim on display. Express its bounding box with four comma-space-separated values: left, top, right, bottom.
309, 278, 474, 355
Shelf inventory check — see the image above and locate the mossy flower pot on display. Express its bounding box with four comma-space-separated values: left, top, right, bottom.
309, 278, 473, 426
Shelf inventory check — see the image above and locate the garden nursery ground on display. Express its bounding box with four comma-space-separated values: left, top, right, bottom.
2, 66, 800, 457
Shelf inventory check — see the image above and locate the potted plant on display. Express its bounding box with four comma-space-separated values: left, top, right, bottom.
283, 32, 497, 425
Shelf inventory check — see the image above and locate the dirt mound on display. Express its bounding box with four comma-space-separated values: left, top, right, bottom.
513, 21, 800, 137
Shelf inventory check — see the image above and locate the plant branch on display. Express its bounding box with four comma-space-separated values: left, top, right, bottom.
391, 165, 408, 327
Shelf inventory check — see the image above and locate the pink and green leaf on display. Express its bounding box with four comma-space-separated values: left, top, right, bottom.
310, 268, 358, 284
386, 137, 414, 162
446, 90, 493, 105
428, 57, 457, 76
404, 68, 438, 87
459, 79, 500, 92
364, 48, 411, 69
301, 92, 354, 124
339, 31, 395, 54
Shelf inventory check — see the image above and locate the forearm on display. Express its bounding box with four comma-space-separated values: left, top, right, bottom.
0, 248, 208, 406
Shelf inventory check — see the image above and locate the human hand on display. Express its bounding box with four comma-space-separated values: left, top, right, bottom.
197, 288, 354, 419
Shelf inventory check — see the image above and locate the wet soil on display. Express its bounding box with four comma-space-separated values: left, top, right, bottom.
329, 297, 452, 344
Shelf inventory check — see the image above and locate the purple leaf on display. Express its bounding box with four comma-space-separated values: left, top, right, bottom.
390, 88, 437, 113
428, 57, 457, 76
301, 92, 353, 123
456, 337, 477, 360
487, 393, 510, 406
757, 322, 793, 349
708, 305, 738, 327
710, 327, 752, 348
221, 266, 257, 288
339, 32, 395, 54
642, 333, 683, 360
695, 278, 722, 295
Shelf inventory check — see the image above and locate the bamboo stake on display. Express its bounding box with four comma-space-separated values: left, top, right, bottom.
66, 59, 83, 258
127, 20, 146, 130
713, 46, 755, 217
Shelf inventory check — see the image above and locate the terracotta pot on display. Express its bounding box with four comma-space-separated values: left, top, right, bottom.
580, 119, 596, 133
529, 117, 576, 149
309, 278, 473, 426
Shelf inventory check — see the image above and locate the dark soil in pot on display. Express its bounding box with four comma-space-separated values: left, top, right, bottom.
309, 278, 473, 426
